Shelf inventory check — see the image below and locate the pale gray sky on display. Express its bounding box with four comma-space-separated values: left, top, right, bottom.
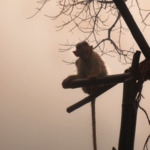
0, 1, 150, 150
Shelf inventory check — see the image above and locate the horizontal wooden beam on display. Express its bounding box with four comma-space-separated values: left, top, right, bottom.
62, 73, 131, 89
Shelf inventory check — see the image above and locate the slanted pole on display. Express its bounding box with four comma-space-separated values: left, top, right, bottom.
118, 51, 141, 150
113, 0, 150, 59
67, 83, 116, 113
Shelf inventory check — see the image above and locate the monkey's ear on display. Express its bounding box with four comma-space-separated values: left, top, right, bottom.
73, 51, 79, 57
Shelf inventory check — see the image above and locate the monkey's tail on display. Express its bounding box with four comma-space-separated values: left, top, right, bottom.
91, 99, 97, 150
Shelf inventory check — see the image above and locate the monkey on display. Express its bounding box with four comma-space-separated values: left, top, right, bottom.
62, 41, 107, 92
62, 41, 107, 150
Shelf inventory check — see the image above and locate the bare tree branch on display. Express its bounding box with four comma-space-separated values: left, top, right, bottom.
30, 0, 150, 63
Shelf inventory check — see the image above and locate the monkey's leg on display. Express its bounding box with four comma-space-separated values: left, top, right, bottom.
91, 99, 97, 150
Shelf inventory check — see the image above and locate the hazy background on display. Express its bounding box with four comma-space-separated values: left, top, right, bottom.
0, 0, 150, 150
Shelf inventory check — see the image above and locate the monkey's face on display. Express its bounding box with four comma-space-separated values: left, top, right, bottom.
73, 45, 93, 60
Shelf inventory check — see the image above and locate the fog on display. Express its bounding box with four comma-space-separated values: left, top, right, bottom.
0, 0, 150, 150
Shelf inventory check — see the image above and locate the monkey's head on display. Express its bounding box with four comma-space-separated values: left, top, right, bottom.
73, 41, 93, 60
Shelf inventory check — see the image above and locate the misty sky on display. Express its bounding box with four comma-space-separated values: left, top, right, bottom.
0, 0, 150, 150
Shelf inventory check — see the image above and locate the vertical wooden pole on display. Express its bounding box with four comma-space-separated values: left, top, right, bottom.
118, 79, 137, 150
118, 51, 140, 150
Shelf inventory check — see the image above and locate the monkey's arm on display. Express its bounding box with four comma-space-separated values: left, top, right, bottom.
62, 75, 79, 88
